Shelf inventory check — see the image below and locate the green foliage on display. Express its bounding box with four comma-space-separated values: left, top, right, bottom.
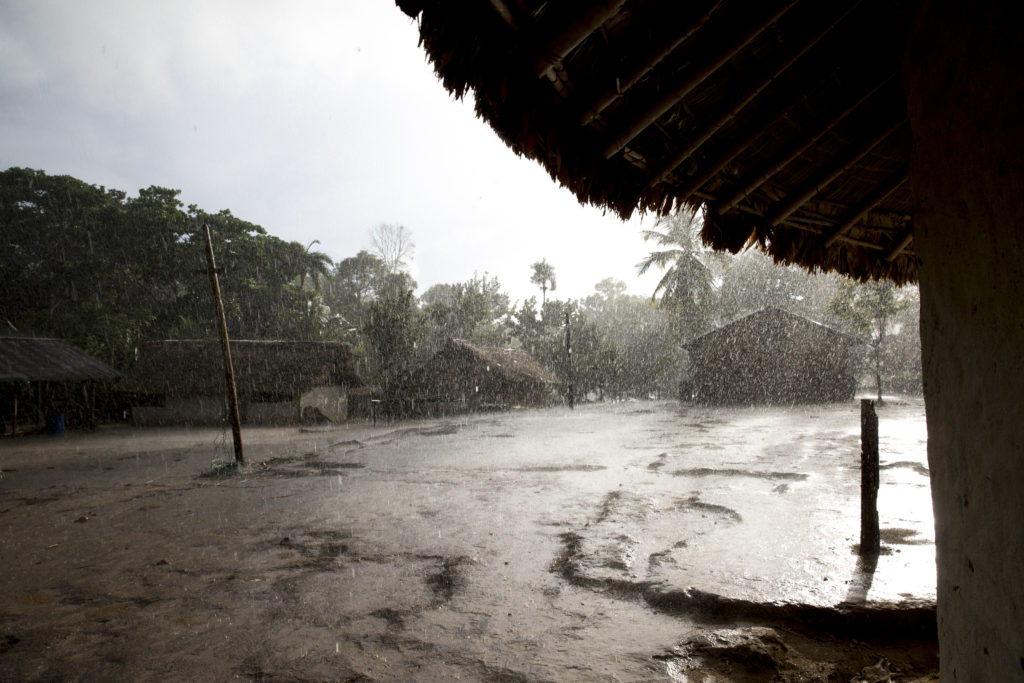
361, 288, 426, 400
636, 210, 724, 342
529, 259, 557, 304
421, 273, 510, 352
828, 280, 918, 400
507, 280, 681, 401
0, 167, 344, 371
718, 250, 842, 323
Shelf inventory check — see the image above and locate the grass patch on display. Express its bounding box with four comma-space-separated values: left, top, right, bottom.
201, 458, 245, 478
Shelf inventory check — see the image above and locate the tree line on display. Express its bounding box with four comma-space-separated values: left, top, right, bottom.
1, 168, 921, 409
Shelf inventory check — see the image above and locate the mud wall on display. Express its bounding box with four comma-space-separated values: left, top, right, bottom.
905, 3, 1024, 679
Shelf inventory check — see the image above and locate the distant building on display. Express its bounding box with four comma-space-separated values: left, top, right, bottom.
120, 340, 363, 425
0, 337, 120, 433
686, 308, 856, 405
419, 338, 558, 412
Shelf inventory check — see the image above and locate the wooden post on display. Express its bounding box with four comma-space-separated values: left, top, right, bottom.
203, 225, 245, 465
860, 398, 880, 555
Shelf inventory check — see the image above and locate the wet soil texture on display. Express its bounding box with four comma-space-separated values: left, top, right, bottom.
0, 399, 938, 681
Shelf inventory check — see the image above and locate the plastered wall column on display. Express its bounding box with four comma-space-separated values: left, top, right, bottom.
904, 2, 1024, 679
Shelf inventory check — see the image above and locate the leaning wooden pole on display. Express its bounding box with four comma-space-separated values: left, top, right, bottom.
860, 398, 880, 555
203, 224, 245, 465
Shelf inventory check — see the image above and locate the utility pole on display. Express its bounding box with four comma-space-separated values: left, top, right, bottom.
203, 225, 245, 465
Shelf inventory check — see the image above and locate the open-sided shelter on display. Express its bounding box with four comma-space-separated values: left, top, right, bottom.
394, 1, 1023, 676
687, 308, 855, 404
121, 340, 363, 425
0, 337, 120, 433
420, 338, 557, 412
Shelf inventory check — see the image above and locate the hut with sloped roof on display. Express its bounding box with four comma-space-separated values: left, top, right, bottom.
0, 337, 120, 433
120, 340, 363, 425
419, 338, 557, 412
686, 308, 855, 404
393, 3, 1023, 674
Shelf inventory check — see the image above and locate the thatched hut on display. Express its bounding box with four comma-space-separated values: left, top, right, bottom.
686, 308, 855, 404
0, 337, 120, 433
394, 2, 1023, 675
121, 340, 363, 425
419, 338, 557, 412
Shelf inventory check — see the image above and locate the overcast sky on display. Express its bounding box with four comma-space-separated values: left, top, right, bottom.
0, 0, 666, 304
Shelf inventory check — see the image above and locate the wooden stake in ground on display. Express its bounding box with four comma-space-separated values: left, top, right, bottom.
860, 398, 880, 554
203, 224, 244, 465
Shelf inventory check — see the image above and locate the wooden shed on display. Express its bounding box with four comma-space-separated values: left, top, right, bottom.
394, 2, 1023, 675
0, 337, 120, 434
120, 340, 363, 425
687, 308, 855, 404
419, 338, 557, 412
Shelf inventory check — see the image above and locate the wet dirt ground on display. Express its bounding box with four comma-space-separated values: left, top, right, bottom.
0, 399, 938, 681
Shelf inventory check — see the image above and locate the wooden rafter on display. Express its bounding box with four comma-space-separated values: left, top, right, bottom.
885, 231, 914, 261
763, 117, 908, 226
601, 0, 800, 160
532, 0, 628, 78
822, 166, 908, 247
579, 0, 725, 125
651, 70, 895, 203
487, 0, 519, 29
717, 72, 897, 212
646, 1, 862, 190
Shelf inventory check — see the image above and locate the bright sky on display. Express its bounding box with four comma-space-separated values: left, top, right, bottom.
0, 0, 665, 305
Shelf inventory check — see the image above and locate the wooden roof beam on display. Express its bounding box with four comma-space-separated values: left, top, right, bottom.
764, 117, 908, 226
487, 0, 519, 29
717, 72, 897, 212
885, 231, 914, 261
533, 0, 629, 78
822, 166, 908, 248
580, 0, 725, 125
646, 1, 862, 190
602, 0, 800, 160
782, 220, 900, 252
651, 69, 895, 205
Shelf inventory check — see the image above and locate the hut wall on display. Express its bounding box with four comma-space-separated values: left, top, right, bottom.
689, 313, 854, 404
425, 351, 551, 410
131, 397, 224, 425
245, 401, 299, 425
906, 5, 1024, 678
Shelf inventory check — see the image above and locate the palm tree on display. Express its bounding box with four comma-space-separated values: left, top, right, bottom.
530, 259, 557, 304
299, 240, 334, 291
636, 210, 722, 340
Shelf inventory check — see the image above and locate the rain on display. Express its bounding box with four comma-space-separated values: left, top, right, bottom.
0, 4, 936, 682
0, 202, 933, 680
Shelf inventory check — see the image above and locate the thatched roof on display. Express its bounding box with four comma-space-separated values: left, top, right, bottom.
430, 338, 558, 385
0, 337, 120, 383
397, 0, 916, 283
687, 307, 852, 350
120, 340, 363, 398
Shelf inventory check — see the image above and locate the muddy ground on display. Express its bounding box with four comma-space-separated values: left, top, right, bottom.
0, 399, 938, 681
